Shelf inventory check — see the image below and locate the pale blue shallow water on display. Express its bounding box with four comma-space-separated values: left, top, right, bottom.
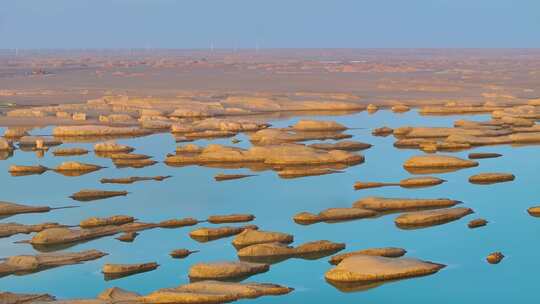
1, 110, 539, 303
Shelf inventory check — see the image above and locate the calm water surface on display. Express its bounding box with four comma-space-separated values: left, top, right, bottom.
1, 110, 538, 303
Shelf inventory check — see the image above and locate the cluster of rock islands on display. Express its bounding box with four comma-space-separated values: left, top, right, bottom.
1, 92, 539, 303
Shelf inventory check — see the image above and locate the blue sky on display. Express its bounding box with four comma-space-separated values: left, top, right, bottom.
1, 0, 539, 49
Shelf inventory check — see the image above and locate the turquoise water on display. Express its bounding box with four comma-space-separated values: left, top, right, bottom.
1, 110, 539, 303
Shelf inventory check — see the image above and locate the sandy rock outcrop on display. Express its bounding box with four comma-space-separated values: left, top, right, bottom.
207, 214, 255, 224
291, 120, 347, 131
328, 247, 407, 265
325, 255, 445, 284
102, 262, 158, 280
53, 125, 151, 137
293, 208, 376, 225
468, 173, 515, 184
395, 207, 473, 229
232, 229, 293, 249
0, 250, 106, 277
353, 197, 460, 212
70, 189, 128, 201
188, 261, 269, 281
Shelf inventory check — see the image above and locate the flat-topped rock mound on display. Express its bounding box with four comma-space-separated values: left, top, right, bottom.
0, 250, 106, 277
309, 140, 372, 151
188, 261, 270, 281
325, 255, 445, 284
293, 208, 376, 225
170, 249, 199, 259
468, 173, 515, 184
250, 128, 352, 144
354, 176, 445, 190
53, 125, 151, 137
166, 143, 363, 167
100, 175, 171, 184
214, 174, 255, 181
143, 280, 293, 303
94, 141, 134, 153
52, 147, 89, 156
190, 225, 257, 243
277, 167, 343, 179
238, 240, 345, 264
102, 262, 159, 280
0, 292, 55, 303
468, 152, 502, 159
158, 217, 199, 228
395, 207, 474, 229
232, 229, 293, 249
353, 197, 460, 212
79, 215, 134, 228
0, 201, 59, 217
291, 120, 347, 131
8, 165, 49, 176
403, 155, 478, 174
329, 247, 407, 265
207, 214, 255, 224
0, 222, 65, 238
70, 189, 128, 202
54, 161, 104, 172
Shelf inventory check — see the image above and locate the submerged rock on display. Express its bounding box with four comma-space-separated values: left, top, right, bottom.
468, 173, 515, 185
325, 255, 445, 285
8, 165, 49, 176
190, 225, 257, 243
52, 147, 89, 156
353, 196, 460, 212
188, 261, 269, 281
232, 229, 294, 249
309, 140, 372, 151
329, 247, 407, 265
170, 249, 199, 259
395, 207, 474, 229
102, 262, 159, 280
403, 155, 478, 173
80, 215, 134, 228
70, 189, 128, 202
100, 175, 171, 184
486, 252, 504, 264
293, 208, 377, 225
214, 174, 255, 181
207, 214, 255, 224
468, 152, 502, 159
468, 218, 488, 229
0, 250, 106, 278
